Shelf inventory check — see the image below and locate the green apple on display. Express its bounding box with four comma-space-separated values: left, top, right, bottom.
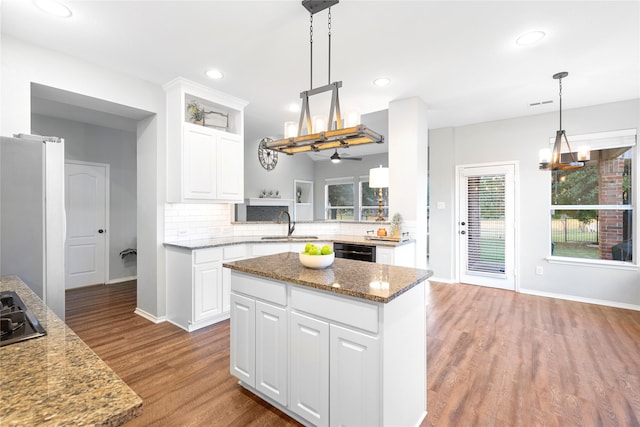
321, 245, 332, 255
304, 242, 313, 253
309, 246, 321, 255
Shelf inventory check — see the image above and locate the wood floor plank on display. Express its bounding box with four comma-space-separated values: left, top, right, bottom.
66, 280, 640, 426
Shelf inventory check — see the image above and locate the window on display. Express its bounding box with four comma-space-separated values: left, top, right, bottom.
325, 179, 354, 220
549, 130, 635, 262
360, 178, 388, 221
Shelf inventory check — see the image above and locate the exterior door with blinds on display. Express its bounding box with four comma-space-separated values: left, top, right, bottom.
458, 164, 516, 290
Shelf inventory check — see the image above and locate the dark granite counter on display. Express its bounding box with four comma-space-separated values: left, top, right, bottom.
164, 234, 414, 250
0, 276, 142, 426
223, 252, 431, 303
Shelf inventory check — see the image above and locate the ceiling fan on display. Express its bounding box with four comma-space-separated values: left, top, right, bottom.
327, 149, 362, 163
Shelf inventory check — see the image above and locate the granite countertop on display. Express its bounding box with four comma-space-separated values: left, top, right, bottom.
164, 234, 414, 250
224, 252, 432, 303
0, 276, 142, 426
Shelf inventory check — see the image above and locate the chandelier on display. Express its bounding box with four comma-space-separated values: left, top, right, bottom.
265, 0, 384, 155
539, 71, 589, 171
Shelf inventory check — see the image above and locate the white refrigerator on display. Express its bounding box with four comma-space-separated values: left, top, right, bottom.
0, 134, 66, 319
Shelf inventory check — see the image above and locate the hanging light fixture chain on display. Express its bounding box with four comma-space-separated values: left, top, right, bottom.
558, 76, 563, 130
328, 7, 332, 84
309, 13, 314, 90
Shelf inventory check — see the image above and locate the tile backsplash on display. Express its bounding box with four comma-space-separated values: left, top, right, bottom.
164, 203, 399, 241
164, 203, 234, 241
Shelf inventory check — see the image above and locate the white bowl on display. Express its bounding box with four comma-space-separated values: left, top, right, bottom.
299, 252, 335, 269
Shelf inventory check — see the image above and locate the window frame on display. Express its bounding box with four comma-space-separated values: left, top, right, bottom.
546, 129, 637, 267
324, 177, 355, 221
359, 176, 389, 221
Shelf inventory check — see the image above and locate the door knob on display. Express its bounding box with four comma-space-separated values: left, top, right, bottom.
98, 229, 105, 234
461, 221, 466, 226
460, 230, 466, 235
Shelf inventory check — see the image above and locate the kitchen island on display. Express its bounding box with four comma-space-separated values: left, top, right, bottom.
224, 252, 432, 427
0, 276, 142, 426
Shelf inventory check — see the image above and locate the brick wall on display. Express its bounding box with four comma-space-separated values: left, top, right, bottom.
598, 158, 625, 259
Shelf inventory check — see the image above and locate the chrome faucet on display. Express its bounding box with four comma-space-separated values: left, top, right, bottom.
278, 210, 295, 237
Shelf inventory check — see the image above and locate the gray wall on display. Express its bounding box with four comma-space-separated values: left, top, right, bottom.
429, 98, 640, 307
32, 114, 137, 282
243, 137, 315, 202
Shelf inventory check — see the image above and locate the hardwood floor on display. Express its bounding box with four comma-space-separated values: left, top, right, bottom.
65, 281, 640, 426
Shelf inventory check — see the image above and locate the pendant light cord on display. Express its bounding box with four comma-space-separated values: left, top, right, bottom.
309, 14, 313, 90
328, 7, 332, 84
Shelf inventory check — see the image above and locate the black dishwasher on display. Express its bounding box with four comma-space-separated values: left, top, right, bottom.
333, 242, 376, 262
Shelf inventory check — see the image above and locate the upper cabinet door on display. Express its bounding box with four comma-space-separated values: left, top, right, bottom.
216, 132, 243, 201
183, 124, 217, 200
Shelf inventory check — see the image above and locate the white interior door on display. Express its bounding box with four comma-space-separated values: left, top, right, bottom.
65, 161, 108, 289
458, 164, 516, 290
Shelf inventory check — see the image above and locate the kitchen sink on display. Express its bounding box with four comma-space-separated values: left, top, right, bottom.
261, 235, 318, 241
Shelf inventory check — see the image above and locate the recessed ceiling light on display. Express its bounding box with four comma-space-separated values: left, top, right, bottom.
33, 0, 72, 18
205, 69, 224, 79
516, 31, 546, 46
288, 103, 300, 112
373, 77, 391, 87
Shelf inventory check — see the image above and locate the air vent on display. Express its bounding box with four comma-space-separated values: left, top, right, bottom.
529, 100, 554, 107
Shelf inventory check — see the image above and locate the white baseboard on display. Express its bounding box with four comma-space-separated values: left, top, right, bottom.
134, 307, 167, 324
106, 276, 137, 284
519, 288, 640, 312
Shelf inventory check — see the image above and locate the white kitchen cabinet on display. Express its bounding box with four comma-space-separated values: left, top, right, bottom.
181, 124, 243, 201
229, 269, 427, 427
329, 324, 380, 427
193, 260, 222, 322
255, 301, 288, 406
289, 311, 330, 427
230, 292, 255, 387
164, 77, 248, 203
376, 246, 394, 265
166, 246, 228, 331
230, 274, 288, 408
376, 241, 416, 267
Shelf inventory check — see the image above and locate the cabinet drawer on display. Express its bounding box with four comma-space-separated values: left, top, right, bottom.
194, 247, 223, 264
291, 286, 378, 334
230, 272, 287, 306
224, 244, 246, 260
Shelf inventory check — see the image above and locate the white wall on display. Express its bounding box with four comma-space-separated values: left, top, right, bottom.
31, 114, 138, 282
1, 36, 167, 319
429, 98, 640, 308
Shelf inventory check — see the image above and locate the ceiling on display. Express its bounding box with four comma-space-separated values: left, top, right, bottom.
2, 0, 639, 160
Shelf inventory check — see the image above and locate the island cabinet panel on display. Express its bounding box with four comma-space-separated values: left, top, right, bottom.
290, 311, 330, 427
290, 286, 378, 334
230, 293, 255, 387
255, 301, 288, 406
329, 324, 380, 427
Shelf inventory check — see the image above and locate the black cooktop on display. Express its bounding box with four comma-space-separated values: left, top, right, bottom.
0, 291, 47, 347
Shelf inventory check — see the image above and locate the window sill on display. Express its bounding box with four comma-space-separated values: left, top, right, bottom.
545, 256, 639, 271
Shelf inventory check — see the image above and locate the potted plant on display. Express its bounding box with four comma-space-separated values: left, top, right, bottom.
186, 100, 205, 125
391, 212, 403, 237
